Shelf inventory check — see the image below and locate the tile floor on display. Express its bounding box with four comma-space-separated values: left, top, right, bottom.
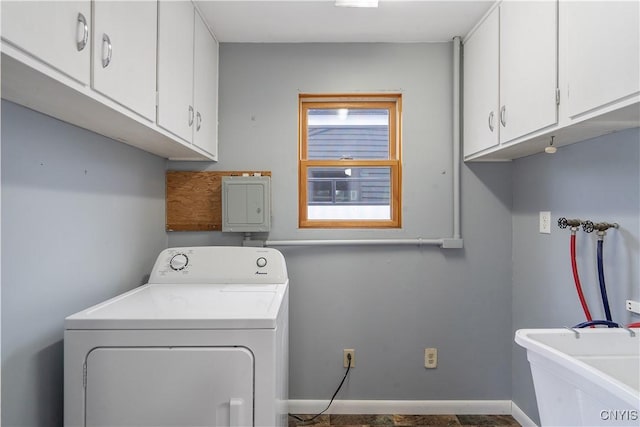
288, 414, 521, 427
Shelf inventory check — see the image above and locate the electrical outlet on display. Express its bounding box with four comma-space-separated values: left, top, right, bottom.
539, 211, 551, 234
424, 348, 437, 368
343, 349, 355, 368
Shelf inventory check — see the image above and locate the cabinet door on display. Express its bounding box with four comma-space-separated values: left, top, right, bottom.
157, 0, 195, 142
92, 1, 157, 121
1, 1, 90, 84
564, 1, 640, 118
193, 13, 219, 158
463, 7, 500, 157
500, 1, 557, 144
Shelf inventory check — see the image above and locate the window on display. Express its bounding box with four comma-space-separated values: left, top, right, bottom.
299, 94, 402, 228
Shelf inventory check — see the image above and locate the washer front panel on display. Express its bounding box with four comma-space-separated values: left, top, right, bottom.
64, 326, 285, 427
85, 347, 253, 427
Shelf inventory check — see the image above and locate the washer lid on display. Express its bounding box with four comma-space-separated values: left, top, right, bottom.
64, 282, 288, 330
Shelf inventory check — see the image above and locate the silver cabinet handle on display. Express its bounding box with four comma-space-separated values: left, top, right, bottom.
500, 105, 506, 127
488, 111, 495, 132
101, 34, 112, 68
76, 13, 88, 51
196, 112, 202, 131
188, 106, 194, 126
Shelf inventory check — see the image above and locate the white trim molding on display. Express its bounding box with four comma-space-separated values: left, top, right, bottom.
288, 400, 538, 426
288, 400, 513, 415
511, 402, 538, 427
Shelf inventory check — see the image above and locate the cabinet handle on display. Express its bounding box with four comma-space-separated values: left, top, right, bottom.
196, 112, 202, 131
101, 34, 112, 68
500, 105, 507, 127
488, 111, 495, 132
188, 106, 194, 126
76, 13, 88, 52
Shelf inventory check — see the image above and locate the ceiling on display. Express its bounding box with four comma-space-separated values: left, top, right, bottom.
195, 0, 495, 43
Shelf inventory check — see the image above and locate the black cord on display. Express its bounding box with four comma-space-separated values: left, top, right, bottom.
288, 353, 352, 423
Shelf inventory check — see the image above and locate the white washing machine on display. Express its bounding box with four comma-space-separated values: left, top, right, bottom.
64, 246, 289, 427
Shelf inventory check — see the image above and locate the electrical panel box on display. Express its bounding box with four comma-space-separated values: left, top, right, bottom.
222, 176, 271, 232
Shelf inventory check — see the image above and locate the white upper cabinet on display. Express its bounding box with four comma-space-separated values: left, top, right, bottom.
157, 1, 218, 158
193, 13, 219, 157
562, 1, 639, 119
463, 7, 500, 156
1, 0, 216, 160
499, 1, 557, 144
463, 0, 639, 161
157, 1, 195, 142
92, 1, 157, 121
1, 1, 91, 85
463, 1, 558, 159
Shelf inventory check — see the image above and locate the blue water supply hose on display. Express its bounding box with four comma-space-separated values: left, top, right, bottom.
574, 319, 620, 328
597, 238, 613, 323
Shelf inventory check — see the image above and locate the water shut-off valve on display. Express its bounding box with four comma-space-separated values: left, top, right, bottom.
558, 218, 582, 234
558, 218, 619, 236
582, 220, 619, 236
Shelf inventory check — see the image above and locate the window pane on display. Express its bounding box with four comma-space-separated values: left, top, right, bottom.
307, 109, 389, 160
307, 167, 391, 220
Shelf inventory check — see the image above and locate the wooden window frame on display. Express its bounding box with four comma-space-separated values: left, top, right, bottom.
298, 94, 402, 228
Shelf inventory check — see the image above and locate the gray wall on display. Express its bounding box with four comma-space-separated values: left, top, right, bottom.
170, 43, 514, 400
511, 128, 640, 424
1, 101, 168, 426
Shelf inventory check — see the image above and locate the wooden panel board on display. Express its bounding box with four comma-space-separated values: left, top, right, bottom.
166, 171, 271, 231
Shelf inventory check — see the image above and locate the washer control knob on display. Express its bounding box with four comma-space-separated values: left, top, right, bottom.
169, 253, 189, 271
256, 257, 267, 268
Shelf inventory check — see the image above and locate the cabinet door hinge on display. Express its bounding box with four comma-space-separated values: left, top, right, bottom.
82, 363, 87, 389
556, 88, 560, 106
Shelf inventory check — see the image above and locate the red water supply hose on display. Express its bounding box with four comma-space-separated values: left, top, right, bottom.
571, 232, 593, 322
628, 322, 640, 328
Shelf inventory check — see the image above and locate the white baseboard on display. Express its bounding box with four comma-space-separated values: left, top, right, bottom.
288, 399, 513, 415
288, 400, 539, 426
511, 401, 538, 427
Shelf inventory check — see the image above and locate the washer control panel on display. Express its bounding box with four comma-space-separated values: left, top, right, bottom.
149, 246, 287, 284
